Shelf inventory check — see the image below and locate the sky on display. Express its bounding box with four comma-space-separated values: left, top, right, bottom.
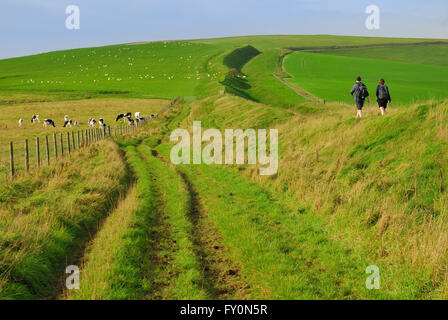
0, 0, 447, 59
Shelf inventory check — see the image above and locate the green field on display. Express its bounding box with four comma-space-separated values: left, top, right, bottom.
1, 35, 448, 300
284, 51, 448, 105
312, 44, 448, 67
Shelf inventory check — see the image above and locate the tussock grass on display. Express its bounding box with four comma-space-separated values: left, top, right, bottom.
0, 140, 127, 299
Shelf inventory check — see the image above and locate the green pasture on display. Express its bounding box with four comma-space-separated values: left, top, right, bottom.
284, 51, 448, 105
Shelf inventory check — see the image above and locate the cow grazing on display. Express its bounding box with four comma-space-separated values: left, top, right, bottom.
64, 115, 70, 122
43, 119, 56, 128
136, 117, 147, 126
135, 112, 141, 119
127, 117, 135, 126
31, 115, 40, 123
88, 118, 97, 127
99, 118, 106, 128
64, 120, 73, 128
19, 118, 24, 127
116, 114, 126, 122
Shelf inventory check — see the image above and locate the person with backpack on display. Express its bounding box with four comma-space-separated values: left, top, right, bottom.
350, 76, 370, 118
376, 78, 391, 116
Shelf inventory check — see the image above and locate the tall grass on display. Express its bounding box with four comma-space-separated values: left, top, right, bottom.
0, 140, 128, 299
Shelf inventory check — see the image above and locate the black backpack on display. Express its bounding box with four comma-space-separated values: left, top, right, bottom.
357, 83, 368, 100
378, 85, 388, 100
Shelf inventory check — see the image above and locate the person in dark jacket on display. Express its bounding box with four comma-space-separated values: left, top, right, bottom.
376, 79, 391, 116
350, 76, 371, 118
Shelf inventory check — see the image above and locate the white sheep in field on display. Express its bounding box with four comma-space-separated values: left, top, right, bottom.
19, 118, 24, 127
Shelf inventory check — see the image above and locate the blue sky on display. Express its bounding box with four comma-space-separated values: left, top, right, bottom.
0, 0, 447, 59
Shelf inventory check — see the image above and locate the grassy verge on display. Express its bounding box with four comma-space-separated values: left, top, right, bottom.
0, 140, 128, 299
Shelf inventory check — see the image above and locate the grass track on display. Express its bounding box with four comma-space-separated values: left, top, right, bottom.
155, 142, 384, 299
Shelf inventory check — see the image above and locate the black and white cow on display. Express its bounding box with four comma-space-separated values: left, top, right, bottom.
99, 118, 106, 128
43, 119, 56, 128
135, 117, 147, 125
31, 115, 40, 123
88, 118, 97, 127
127, 117, 135, 126
64, 120, 73, 128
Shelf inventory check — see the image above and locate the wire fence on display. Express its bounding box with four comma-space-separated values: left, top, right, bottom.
0, 96, 180, 183
0, 124, 134, 183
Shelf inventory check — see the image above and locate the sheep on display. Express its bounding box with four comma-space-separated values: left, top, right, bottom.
43, 119, 56, 128
31, 115, 40, 123
19, 118, 24, 127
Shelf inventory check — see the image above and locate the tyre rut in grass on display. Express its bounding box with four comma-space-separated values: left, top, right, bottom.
150, 147, 251, 299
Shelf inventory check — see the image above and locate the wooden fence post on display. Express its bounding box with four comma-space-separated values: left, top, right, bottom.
45, 136, 50, 166
54, 133, 58, 159
9, 142, 14, 179
77, 131, 80, 149
81, 130, 84, 147
36, 137, 40, 168
72, 132, 75, 150
67, 132, 71, 155
25, 139, 29, 172
60, 133, 64, 156
108, 126, 111, 137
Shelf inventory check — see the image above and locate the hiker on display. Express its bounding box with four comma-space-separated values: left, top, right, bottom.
376, 78, 391, 116
350, 76, 370, 118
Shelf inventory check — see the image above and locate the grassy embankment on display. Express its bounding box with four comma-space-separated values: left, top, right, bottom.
0, 140, 128, 299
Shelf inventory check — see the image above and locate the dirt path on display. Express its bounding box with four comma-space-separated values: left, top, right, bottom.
273, 73, 323, 103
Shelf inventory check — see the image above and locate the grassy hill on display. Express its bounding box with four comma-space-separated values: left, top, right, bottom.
1, 35, 448, 300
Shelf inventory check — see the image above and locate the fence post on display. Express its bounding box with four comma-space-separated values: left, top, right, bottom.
54, 133, 58, 159
25, 139, 29, 172
36, 137, 40, 168
60, 133, 64, 156
45, 136, 50, 166
103, 126, 106, 138
77, 131, 80, 149
72, 132, 75, 150
67, 132, 71, 155
108, 126, 111, 137
81, 130, 84, 147
9, 142, 14, 179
